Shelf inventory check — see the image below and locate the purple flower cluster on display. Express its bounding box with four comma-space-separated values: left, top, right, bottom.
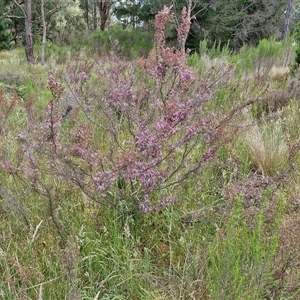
154, 197, 174, 212
93, 171, 116, 191
0, 160, 14, 174
180, 70, 194, 83
138, 195, 174, 213
67, 70, 89, 83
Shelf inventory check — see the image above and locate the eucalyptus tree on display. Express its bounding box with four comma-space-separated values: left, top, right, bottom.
48, 2, 86, 44
24, 0, 34, 63
79, 0, 96, 29
40, 0, 46, 64
1, 0, 34, 63
281, 0, 294, 40
98, 0, 115, 30
1, 0, 79, 62
79, 0, 120, 30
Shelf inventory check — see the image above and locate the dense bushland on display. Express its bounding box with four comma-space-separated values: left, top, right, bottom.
0, 6, 300, 300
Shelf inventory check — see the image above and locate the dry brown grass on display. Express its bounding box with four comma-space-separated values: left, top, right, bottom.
242, 119, 289, 176
268, 65, 290, 82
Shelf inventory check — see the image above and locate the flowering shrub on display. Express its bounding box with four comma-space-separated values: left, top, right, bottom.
1, 6, 241, 214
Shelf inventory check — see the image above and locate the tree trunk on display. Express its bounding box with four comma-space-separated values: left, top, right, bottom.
85, 0, 89, 29
41, 0, 46, 65
98, 0, 112, 31
25, 0, 34, 63
93, 1, 97, 29
281, 0, 294, 40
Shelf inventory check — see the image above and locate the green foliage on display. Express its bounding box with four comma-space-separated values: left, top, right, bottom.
234, 38, 286, 81
293, 21, 300, 44
34, 42, 73, 65
88, 27, 154, 58
295, 45, 300, 65
114, 1, 155, 28
0, 15, 10, 51
209, 40, 232, 58
292, 21, 300, 71
184, 0, 288, 52
207, 196, 281, 299
48, 3, 87, 45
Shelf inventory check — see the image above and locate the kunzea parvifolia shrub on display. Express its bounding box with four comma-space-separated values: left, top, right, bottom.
1, 6, 253, 214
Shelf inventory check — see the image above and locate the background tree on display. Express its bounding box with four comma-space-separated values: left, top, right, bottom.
114, 0, 140, 28
114, 0, 292, 52
1, 0, 80, 61
0, 10, 11, 50
79, 0, 99, 29
281, 0, 294, 40
49, 2, 86, 45
114, 0, 158, 29
1, 0, 22, 44
82, 0, 90, 28
186, 0, 289, 51
79, 0, 115, 31
98, 0, 115, 30
1, 0, 35, 63
24, 0, 34, 63
40, 0, 46, 64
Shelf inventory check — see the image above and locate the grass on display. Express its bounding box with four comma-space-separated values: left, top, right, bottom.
0, 37, 300, 300
239, 116, 289, 176
207, 196, 281, 300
